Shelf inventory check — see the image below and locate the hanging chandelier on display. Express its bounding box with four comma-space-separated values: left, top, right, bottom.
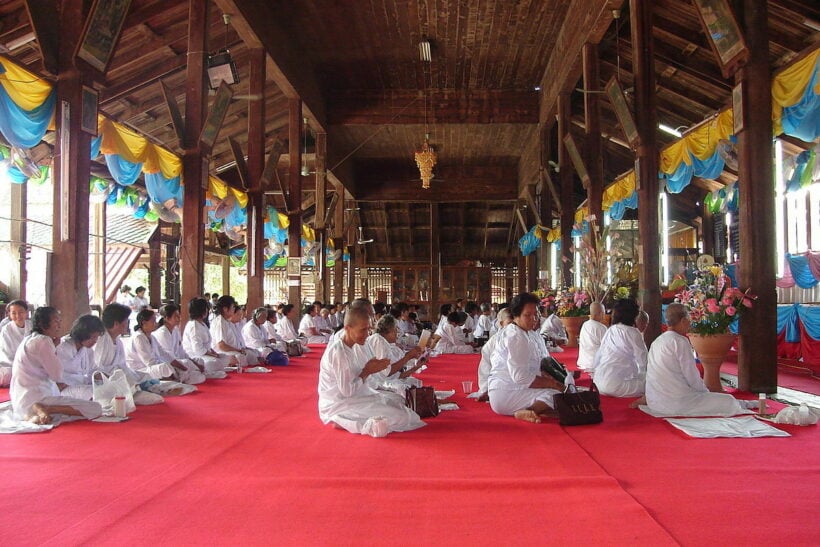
415, 133, 437, 189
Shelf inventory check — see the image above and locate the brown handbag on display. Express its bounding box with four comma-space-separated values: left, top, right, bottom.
405, 386, 439, 418
552, 382, 603, 426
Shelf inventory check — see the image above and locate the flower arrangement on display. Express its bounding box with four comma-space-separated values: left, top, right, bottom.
675, 265, 756, 335
571, 215, 626, 305
555, 287, 591, 317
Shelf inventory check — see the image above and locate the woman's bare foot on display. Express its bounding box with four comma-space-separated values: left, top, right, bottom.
514, 409, 541, 423
165, 387, 184, 396
629, 396, 647, 409
28, 403, 52, 425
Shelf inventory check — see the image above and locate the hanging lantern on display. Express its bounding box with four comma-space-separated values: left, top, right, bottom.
414, 135, 437, 189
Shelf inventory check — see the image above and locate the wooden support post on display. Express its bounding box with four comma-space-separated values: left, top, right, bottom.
505, 265, 514, 302
558, 93, 574, 287
165, 223, 180, 304
8, 182, 27, 301
180, 0, 209, 318
221, 255, 230, 297
287, 98, 303, 314
315, 131, 328, 303
430, 203, 441, 312
630, 0, 661, 345
51, 0, 91, 320
527, 253, 537, 293
91, 202, 105, 308
735, 0, 777, 393
517, 253, 527, 293
246, 47, 266, 309
538, 125, 554, 280
149, 237, 161, 308
583, 42, 604, 224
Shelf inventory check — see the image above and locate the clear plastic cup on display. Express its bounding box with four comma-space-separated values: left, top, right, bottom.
462, 380, 473, 394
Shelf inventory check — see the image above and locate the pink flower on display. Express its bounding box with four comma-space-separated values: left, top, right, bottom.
721, 296, 733, 306
741, 297, 753, 308
705, 298, 720, 314
726, 306, 737, 316
690, 308, 704, 321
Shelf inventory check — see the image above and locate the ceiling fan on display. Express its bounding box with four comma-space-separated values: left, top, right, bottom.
356, 226, 374, 245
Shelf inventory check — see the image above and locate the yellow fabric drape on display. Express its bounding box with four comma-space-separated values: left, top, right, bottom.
98, 117, 182, 178
545, 226, 561, 243
0, 56, 53, 110
302, 224, 315, 242
772, 48, 819, 135
278, 212, 290, 229
602, 172, 636, 210
207, 176, 249, 209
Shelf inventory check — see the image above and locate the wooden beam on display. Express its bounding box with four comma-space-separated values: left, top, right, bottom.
99, 52, 187, 104
631, 0, 662, 345
314, 131, 327, 229
23, 0, 59, 75
558, 93, 574, 286
353, 163, 519, 202
584, 42, 605, 223
246, 46, 266, 308
736, 0, 777, 393
160, 79, 184, 147
327, 89, 538, 124
229, 137, 249, 190
287, 98, 302, 311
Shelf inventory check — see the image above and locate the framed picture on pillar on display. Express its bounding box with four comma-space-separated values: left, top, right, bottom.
605, 77, 639, 149
732, 83, 744, 134
81, 86, 98, 136
562, 133, 590, 189
75, 0, 133, 74
286, 257, 301, 278
692, 0, 749, 79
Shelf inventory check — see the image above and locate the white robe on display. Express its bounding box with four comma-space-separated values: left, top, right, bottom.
646, 331, 744, 416
263, 321, 287, 349
151, 325, 206, 384
181, 320, 229, 372
93, 332, 145, 386
0, 320, 30, 386
577, 319, 608, 370
127, 331, 205, 386
474, 314, 493, 339
315, 315, 333, 335
591, 323, 647, 397
477, 326, 505, 394
488, 324, 559, 415
242, 321, 278, 358
56, 337, 96, 400
11, 333, 101, 420
317, 337, 425, 436
276, 316, 311, 352
209, 315, 251, 367
299, 314, 329, 344
435, 323, 474, 354
365, 333, 421, 393
539, 314, 568, 343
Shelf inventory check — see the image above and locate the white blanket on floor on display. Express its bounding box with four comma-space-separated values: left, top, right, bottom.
638, 405, 753, 418
665, 416, 790, 438
0, 401, 81, 434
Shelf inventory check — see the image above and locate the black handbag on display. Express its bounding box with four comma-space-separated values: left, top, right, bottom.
286, 340, 303, 357
553, 383, 603, 426
405, 386, 439, 418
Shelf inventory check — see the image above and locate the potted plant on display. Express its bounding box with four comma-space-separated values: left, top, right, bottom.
555, 287, 591, 347
675, 265, 756, 392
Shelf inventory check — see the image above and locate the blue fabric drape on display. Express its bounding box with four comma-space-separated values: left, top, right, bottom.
665, 162, 694, 193
691, 152, 726, 181
780, 63, 820, 142
518, 226, 541, 256
796, 304, 820, 340
105, 154, 143, 186
785, 254, 819, 288
90, 135, 102, 159
0, 85, 55, 148
144, 172, 184, 205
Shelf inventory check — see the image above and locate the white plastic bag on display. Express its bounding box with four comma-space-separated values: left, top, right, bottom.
774, 404, 819, 426
92, 370, 136, 415
362, 416, 389, 438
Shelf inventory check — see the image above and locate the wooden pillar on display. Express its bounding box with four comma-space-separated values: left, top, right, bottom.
701, 206, 715, 257
148, 237, 161, 308
51, 0, 91, 319
180, 0, 209, 316
287, 99, 303, 312
430, 203, 440, 311
583, 42, 604, 223
90, 202, 105, 308
538, 124, 554, 280
315, 131, 329, 303
736, 0, 776, 393
246, 47, 266, 309
517, 253, 527, 293
9, 182, 27, 301
526, 253, 537, 292
333, 186, 345, 304
630, 0, 661, 345
221, 255, 230, 297
505, 264, 514, 302
557, 93, 574, 287
164, 224, 180, 305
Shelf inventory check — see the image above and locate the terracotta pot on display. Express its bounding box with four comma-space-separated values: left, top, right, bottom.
601, 314, 612, 326
560, 316, 587, 348
688, 333, 736, 393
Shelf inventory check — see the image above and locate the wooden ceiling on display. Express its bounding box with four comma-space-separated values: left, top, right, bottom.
0, 0, 817, 266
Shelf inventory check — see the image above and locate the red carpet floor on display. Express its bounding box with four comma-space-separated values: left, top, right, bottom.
1, 346, 817, 546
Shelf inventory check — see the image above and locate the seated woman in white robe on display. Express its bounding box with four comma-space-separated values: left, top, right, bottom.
318, 307, 426, 436
577, 302, 608, 371
10, 306, 101, 424
299, 306, 330, 344
539, 306, 568, 350
181, 298, 233, 373
209, 295, 254, 368
591, 299, 647, 398
243, 307, 285, 358
0, 299, 31, 387
229, 305, 261, 365
262, 308, 287, 350
639, 303, 749, 416
364, 315, 425, 394
57, 314, 106, 400
488, 292, 564, 423
473, 303, 494, 343
126, 310, 201, 393
153, 303, 207, 384
476, 308, 512, 401
275, 304, 310, 352
434, 312, 475, 354
316, 308, 335, 337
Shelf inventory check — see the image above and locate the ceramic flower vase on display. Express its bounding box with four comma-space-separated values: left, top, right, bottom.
560, 316, 587, 348
688, 333, 735, 392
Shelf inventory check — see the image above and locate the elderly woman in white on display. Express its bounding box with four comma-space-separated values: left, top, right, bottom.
577, 302, 608, 371
299, 305, 330, 344
476, 307, 512, 401
433, 312, 475, 354
209, 295, 253, 368
0, 299, 31, 387
590, 299, 647, 398
243, 307, 286, 358
11, 307, 102, 424
275, 304, 311, 353
364, 314, 425, 394
488, 293, 564, 423
181, 298, 233, 373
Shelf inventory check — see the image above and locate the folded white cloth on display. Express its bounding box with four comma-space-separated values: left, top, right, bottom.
0, 401, 80, 434
438, 402, 460, 411
244, 366, 271, 373
665, 416, 790, 438
638, 405, 753, 418
435, 390, 456, 399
